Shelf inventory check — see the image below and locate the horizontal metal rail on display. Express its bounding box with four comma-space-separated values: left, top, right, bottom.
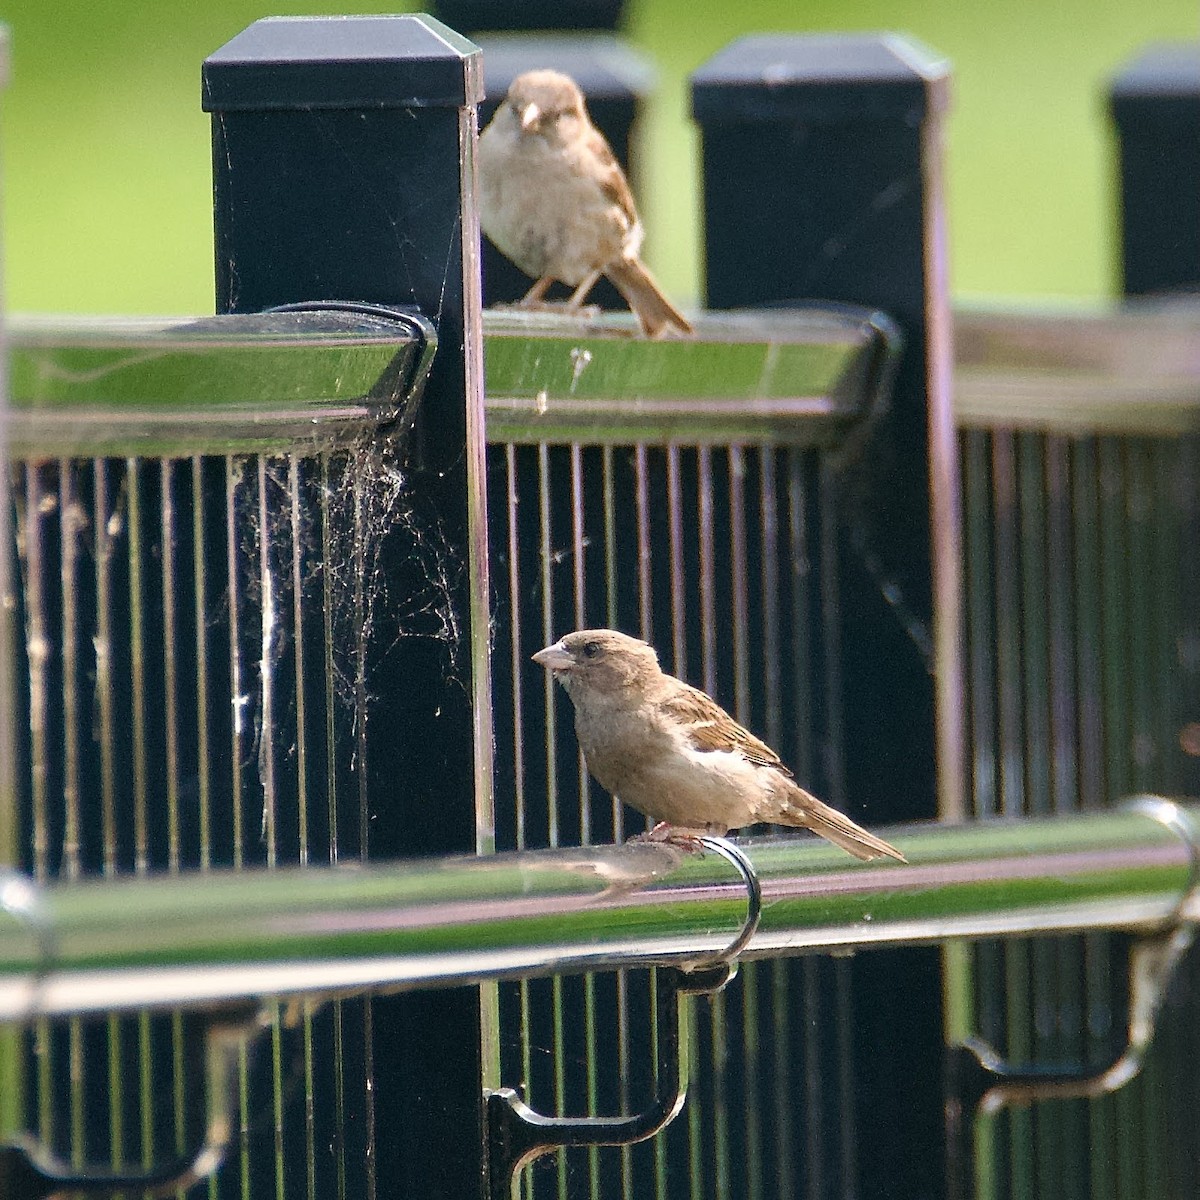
481, 305, 896, 445
0, 797, 1194, 1021
8, 304, 895, 453
954, 300, 1200, 434
8, 300, 1200, 457
5, 306, 434, 455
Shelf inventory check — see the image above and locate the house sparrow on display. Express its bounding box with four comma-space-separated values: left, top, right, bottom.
533, 629, 906, 863
478, 69, 693, 338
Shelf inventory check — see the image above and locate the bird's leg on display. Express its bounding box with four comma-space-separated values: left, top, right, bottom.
628, 823, 707, 855
518, 275, 555, 306
565, 270, 602, 311
498, 274, 592, 315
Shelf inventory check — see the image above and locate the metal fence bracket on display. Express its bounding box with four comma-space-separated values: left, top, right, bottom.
945, 797, 1200, 1200
484, 837, 760, 1200
264, 301, 438, 442
0, 1004, 266, 1200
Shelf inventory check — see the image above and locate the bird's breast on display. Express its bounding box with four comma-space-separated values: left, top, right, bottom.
570, 697, 767, 831
477, 127, 635, 284
570, 696, 666, 797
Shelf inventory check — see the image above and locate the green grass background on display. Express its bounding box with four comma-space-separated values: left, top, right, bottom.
0, 0, 1195, 315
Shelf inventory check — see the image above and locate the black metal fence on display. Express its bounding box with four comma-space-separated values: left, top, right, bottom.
1, 13, 1199, 1200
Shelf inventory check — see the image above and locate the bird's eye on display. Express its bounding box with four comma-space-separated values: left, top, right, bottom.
582, 641, 600, 659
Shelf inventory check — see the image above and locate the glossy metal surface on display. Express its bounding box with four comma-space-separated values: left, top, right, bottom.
954, 300, 1200, 434
482, 306, 896, 445
9, 301, 1199, 454
0, 799, 1191, 1021
5, 309, 433, 456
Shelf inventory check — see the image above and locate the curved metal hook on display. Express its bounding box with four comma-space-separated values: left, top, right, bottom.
697, 835, 763, 966
1126, 795, 1200, 921
954, 797, 1200, 1115
946, 797, 1200, 1199
951, 923, 1194, 1117
0, 1004, 266, 1200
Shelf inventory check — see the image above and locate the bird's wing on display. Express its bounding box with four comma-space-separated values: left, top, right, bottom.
657, 683, 793, 777
583, 124, 639, 227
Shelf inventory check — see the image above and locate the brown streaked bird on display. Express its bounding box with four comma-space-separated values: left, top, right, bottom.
533, 629, 906, 862
478, 69, 693, 338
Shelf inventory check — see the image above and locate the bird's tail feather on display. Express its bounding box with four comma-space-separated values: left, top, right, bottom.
785, 789, 907, 862
605, 257, 693, 338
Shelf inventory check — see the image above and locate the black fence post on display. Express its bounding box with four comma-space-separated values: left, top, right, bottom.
203, 16, 492, 1200
1109, 43, 1200, 296
0, 23, 13, 879
1110, 43, 1200, 851
1111, 45, 1200, 1200
1111, 45, 1200, 872
693, 33, 960, 1200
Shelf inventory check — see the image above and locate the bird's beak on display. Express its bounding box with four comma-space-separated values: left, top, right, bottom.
533, 641, 573, 671
518, 102, 541, 133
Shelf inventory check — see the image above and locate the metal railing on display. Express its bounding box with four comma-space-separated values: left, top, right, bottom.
4, 298, 1200, 1200
954, 302, 1200, 435
8, 307, 434, 457
2, 301, 901, 1200
953, 298, 1200, 1200
0, 798, 1194, 1021
2, 306, 440, 1200
482, 306, 894, 445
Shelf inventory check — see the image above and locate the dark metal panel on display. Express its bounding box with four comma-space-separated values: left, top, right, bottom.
0, 17, 491, 1200
1110, 43, 1200, 297
693, 33, 957, 1200
956, 420, 1200, 1200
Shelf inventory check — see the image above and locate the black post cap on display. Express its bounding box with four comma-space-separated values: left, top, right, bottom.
1110, 42, 1200, 122
202, 14, 482, 111
477, 33, 654, 106
433, 0, 627, 34
691, 32, 949, 125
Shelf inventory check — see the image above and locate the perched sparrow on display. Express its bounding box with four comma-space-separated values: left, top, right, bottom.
478, 69, 693, 338
534, 629, 906, 862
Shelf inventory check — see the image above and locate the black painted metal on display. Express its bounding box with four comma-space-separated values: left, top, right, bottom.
1110, 43, 1200, 297
204, 16, 491, 1200
1110, 41, 1200, 1200
487, 963, 735, 1200
1109, 42, 1200, 805
433, 0, 627, 34
484, 834, 760, 1199
945, 924, 1197, 1200
693, 34, 954, 1200
0, 1006, 262, 1200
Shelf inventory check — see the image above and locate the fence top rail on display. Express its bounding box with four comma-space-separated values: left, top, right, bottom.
0, 797, 1192, 1021
5, 304, 895, 455
9, 300, 1200, 454
5, 307, 434, 457
481, 304, 896, 445
954, 299, 1200, 435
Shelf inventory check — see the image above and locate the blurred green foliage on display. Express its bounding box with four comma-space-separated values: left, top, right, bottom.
0, 0, 1195, 314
